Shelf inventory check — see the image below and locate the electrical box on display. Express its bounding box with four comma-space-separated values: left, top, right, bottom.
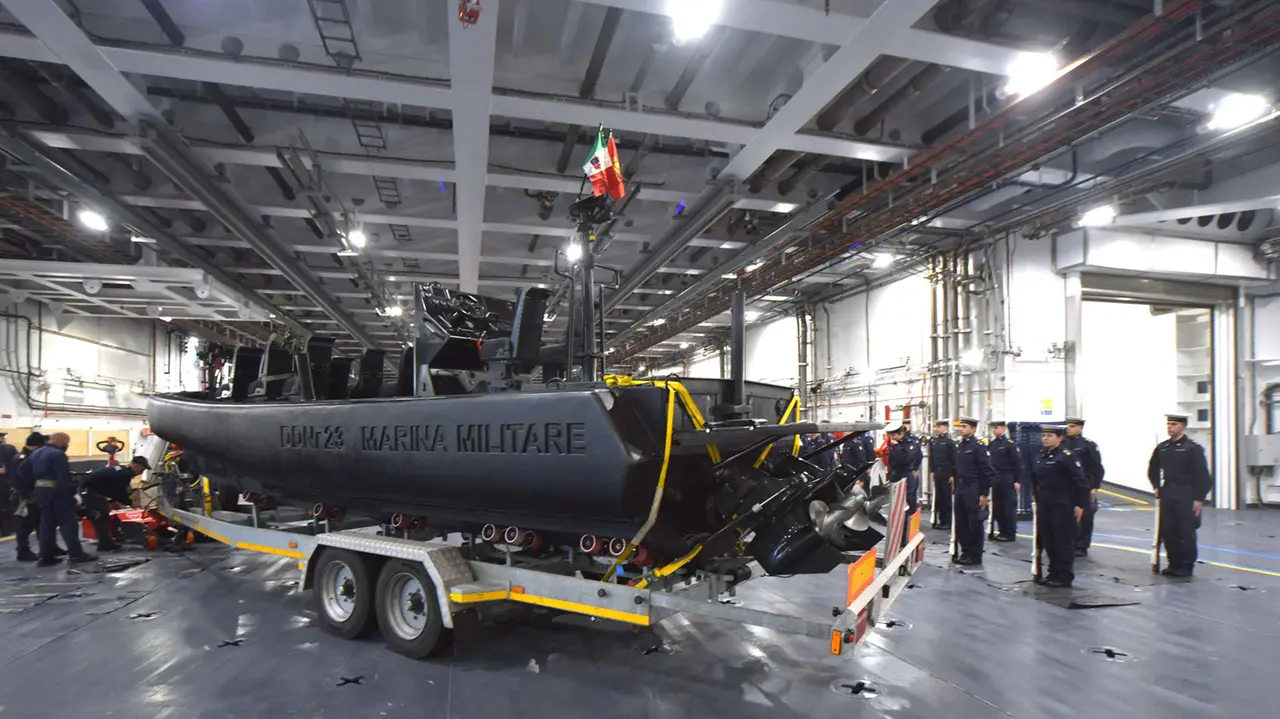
1245, 435, 1280, 467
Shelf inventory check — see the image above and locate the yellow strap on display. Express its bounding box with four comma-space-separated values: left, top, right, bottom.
601, 383, 677, 581
756, 395, 801, 467
632, 545, 702, 589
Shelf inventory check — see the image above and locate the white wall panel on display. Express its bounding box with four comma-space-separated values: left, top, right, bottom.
1078, 302, 1177, 492
744, 316, 799, 386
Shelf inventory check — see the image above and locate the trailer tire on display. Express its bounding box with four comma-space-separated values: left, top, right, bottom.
313, 549, 377, 640
375, 559, 449, 659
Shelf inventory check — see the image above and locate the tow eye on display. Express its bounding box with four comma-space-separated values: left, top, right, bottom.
831, 679, 878, 698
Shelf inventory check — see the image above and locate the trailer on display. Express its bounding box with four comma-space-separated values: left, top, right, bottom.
153, 476, 925, 660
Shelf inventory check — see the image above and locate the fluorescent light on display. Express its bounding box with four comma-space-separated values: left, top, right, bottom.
767, 202, 799, 213
1207, 93, 1273, 131
605, 348, 616, 354
77, 209, 108, 232
721, 273, 738, 280
961, 348, 984, 368
666, 0, 721, 43
386, 305, 404, 318
744, 260, 764, 273
565, 241, 583, 262
650, 318, 666, 326
269, 313, 276, 319
745, 310, 761, 321
129, 234, 156, 244
1003, 52, 1059, 98
1078, 204, 1116, 227
679, 342, 690, 349
347, 229, 368, 248
761, 295, 789, 302
872, 253, 894, 269
387, 276, 397, 282
337, 249, 359, 257
719, 242, 737, 249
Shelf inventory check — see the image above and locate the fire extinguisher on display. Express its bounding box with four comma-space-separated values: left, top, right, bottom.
458, 0, 481, 28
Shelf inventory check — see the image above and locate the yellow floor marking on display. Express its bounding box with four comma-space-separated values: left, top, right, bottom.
1014, 534, 1280, 578
1099, 488, 1150, 506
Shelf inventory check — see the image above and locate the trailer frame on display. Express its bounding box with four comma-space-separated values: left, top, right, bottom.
155, 478, 924, 659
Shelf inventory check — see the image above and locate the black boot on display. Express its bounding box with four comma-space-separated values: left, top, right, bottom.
16, 549, 38, 562
68, 553, 99, 564
37, 556, 63, 567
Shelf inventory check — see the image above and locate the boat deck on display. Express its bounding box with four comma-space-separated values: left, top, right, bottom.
0, 489, 1276, 718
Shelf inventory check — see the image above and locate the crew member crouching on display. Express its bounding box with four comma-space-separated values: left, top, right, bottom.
80, 455, 150, 552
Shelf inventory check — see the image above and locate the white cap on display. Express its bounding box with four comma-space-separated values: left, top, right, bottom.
883, 420, 905, 433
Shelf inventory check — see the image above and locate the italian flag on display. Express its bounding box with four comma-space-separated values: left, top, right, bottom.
583, 129, 625, 200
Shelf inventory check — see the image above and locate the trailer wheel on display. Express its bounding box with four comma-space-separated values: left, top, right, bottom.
313, 549, 377, 639
375, 559, 449, 659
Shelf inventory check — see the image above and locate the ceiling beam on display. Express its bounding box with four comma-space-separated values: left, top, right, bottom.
0, 31, 909, 164
718, 0, 938, 182
574, 0, 1023, 75
29, 130, 802, 213
0, 0, 377, 345
111, 194, 750, 248
447, 0, 500, 294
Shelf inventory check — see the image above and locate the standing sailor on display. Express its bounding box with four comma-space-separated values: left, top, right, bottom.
1031, 425, 1089, 587
929, 420, 956, 530
952, 416, 994, 565
1064, 417, 1105, 556
884, 422, 916, 513
987, 421, 1021, 542
1148, 414, 1212, 578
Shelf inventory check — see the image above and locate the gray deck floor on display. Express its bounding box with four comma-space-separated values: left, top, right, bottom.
0, 490, 1276, 718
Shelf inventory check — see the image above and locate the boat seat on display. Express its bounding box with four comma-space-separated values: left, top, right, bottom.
350, 349, 386, 399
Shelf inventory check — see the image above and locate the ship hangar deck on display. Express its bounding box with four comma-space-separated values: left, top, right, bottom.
0, 491, 1275, 719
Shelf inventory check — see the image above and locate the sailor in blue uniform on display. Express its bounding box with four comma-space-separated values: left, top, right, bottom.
987, 420, 1021, 541
1032, 425, 1089, 587
80, 455, 150, 552
1148, 413, 1213, 578
27, 432, 96, 566
929, 420, 956, 530
1064, 416, 1105, 556
952, 416, 994, 565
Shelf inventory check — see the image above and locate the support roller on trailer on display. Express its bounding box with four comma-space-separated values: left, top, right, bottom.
155, 478, 924, 660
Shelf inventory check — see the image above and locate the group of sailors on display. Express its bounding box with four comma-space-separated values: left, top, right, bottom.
803, 412, 1213, 587
0, 431, 150, 564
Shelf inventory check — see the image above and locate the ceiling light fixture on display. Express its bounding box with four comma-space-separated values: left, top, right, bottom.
744, 260, 764, 273
386, 305, 404, 318
1077, 204, 1116, 227
872, 253, 895, 269
745, 310, 761, 321
77, 209, 108, 232
347, 229, 368, 248
1206, 93, 1273, 131
129, 234, 156, 244
666, 0, 721, 44
565, 241, 583, 262
1003, 52, 1059, 98
337, 249, 360, 257
679, 342, 690, 349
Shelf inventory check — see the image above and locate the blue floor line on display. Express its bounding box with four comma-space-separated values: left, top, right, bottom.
1092, 531, 1280, 562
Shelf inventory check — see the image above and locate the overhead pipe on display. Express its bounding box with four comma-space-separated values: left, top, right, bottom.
33, 63, 116, 128
603, 180, 737, 313
853, 63, 949, 137
0, 60, 68, 125
762, 58, 915, 195
606, 186, 832, 348
107, 155, 153, 190
134, 123, 370, 343
554, 7, 624, 174
139, 0, 186, 46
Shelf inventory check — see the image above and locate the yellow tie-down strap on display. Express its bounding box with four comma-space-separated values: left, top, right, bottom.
604, 374, 720, 463
449, 586, 651, 626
